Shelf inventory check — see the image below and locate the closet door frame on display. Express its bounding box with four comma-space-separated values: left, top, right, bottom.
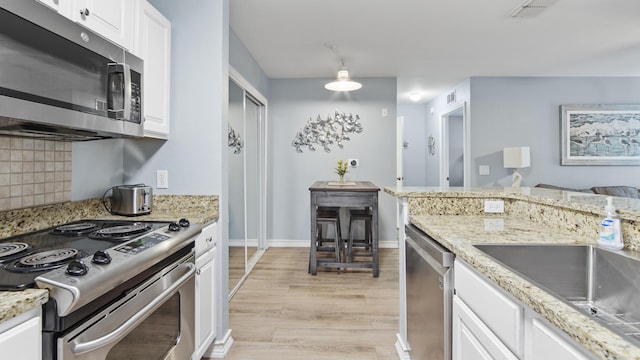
228, 66, 268, 298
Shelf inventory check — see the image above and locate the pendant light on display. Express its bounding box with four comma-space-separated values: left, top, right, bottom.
324, 60, 362, 92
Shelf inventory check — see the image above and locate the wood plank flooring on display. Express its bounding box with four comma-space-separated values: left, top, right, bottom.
216, 247, 399, 360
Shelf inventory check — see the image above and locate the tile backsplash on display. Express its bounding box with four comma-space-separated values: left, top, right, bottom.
0, 136, 71, 211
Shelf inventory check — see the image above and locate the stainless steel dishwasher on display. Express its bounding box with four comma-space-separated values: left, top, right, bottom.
405, 224, 455, 360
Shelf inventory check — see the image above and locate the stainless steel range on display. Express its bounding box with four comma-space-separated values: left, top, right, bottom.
0, 218, 202, 360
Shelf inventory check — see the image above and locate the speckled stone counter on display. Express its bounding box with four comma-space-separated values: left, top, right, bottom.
385, 186, 640, 360
0, 194, 218, 326
0, 289, 48, 324
0, 194, 219, 238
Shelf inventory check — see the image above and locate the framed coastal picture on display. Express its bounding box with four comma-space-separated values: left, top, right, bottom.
561, 104, 640, 165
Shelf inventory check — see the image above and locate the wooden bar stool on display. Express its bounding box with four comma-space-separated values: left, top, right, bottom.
309, 208, 343, 274
316, 207, 340, 247
347, 208, 373, 263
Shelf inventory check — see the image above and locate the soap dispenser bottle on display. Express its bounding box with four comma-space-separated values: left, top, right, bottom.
597, 196, 624, 250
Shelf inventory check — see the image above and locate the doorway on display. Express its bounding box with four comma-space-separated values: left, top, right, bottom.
228, 67, 267, 298
439, 102, 469, 187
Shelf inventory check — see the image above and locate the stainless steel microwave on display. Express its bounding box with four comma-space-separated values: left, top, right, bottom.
0, 0, 144, 140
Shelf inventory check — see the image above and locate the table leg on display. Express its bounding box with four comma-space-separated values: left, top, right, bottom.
372, 196, 379, 277
309, 201, 318, 275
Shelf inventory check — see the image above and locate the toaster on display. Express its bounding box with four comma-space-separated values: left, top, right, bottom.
109, 184, 153, 216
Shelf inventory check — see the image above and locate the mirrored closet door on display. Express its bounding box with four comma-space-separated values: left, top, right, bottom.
228, 69, 267, 298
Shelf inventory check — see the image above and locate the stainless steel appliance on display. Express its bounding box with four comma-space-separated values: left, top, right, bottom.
0, 218, 201, 360
0, 0, 144, 140
106, 184, 153, 216
405, 224, 455, 360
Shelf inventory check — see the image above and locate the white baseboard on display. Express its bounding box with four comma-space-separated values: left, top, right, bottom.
205, 329, 234, 358
267, 239, 398, 249
229, 238, 258, 247
395, 333, 412, 360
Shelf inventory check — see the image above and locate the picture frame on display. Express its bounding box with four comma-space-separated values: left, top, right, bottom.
561, 104, 640, 165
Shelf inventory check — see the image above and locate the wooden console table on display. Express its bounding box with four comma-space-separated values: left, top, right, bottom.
309, 181, 380, 277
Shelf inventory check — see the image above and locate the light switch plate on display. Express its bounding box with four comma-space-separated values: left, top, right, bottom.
479, 165, 490, 176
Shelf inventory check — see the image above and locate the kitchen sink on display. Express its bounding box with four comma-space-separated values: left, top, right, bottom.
473, 244, 640, 346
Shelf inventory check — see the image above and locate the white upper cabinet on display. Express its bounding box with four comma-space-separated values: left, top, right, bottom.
35, 0, 134, 51
134, 0, 171, 139
71, 0, 135, 51
35, 0, 71, 17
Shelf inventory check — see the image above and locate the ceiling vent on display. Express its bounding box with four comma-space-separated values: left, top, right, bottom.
510, 0, 558, 18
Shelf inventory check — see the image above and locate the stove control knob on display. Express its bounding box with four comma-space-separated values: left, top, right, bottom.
66, 259, 89, 276
178, 218, 190, 227
168, 222, 181, 232
92, 250, 112, 265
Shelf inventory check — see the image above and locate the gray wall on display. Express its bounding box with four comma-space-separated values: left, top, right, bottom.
470, 77, 640, 188
123, 0, 227, 196
268, 78, 398, 243
398, 104, 428, 186
71, 139, 124, 200
229, 29, 269, 97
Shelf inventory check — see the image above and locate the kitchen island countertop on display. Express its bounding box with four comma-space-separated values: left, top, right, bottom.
387, 187, 640, 360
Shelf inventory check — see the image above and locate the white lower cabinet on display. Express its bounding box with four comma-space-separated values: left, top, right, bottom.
453, 295, 519, 360
194, 222, 217, 360
528, 316, 596, 360
454, 259, 598, 360
0, 308, 42, 360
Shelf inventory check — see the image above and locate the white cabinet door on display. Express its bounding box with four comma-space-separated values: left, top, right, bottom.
453, 295, 519, 360
0, 316, 41, 360
71, 0, 135, 50
195, 245, 216, 360
194, 222, 217, 359
134, 0, 171, 139
35, 0, 71, 17
455, 260, 523, 356
530, 318, 596, 360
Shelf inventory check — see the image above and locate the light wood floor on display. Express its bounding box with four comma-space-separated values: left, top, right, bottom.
216, 247, 399, 360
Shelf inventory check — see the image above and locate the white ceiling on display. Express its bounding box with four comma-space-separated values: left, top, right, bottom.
230, 0, 640, 104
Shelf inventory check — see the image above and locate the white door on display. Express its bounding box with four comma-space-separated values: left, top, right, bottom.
396, 116, 404, 189
439, 102, 468, 187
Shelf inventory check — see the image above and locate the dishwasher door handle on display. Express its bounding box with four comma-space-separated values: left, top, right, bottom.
406, 235, 451, 276
405, 224, 454, 267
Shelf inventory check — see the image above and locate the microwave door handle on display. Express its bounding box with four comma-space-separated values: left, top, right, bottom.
107, 63, 132, 121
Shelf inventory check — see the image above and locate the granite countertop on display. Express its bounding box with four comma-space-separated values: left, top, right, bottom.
405, 193, 640, 360
0, 194, 219, 327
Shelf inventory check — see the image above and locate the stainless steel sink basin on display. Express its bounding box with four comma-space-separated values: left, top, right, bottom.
473, 244, 640, 346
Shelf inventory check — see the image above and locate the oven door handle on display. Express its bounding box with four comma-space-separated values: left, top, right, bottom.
71, 263, 195, 356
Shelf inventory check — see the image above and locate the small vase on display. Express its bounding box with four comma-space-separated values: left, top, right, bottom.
339, 174, 345, 184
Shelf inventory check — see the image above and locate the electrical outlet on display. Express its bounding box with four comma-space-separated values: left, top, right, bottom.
348, 158, 359, 167
484, 200, 504, 213
156, 170, 168, 189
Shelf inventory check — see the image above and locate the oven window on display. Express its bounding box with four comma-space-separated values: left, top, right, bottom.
106, 293, 181, 359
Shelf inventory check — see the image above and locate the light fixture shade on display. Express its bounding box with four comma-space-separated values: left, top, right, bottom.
324, 68, 362, 92
503, 146, 531, 168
